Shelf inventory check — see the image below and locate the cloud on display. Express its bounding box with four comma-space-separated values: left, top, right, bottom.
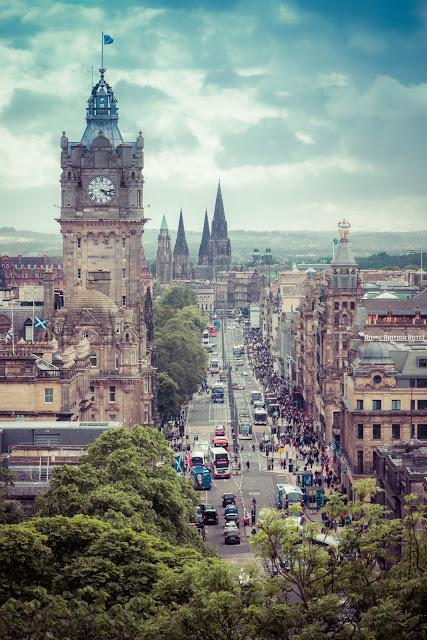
348, 31, 387, 54
0, 127, 57, 188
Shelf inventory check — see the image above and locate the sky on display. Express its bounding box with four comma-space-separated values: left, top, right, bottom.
1, 0, 427, 234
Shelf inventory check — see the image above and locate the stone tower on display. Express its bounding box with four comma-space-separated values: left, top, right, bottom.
322, 218, 362, 442
207, 181, 231, 271
156, 214, 172, 286
198, 210, 210, 266
173, 210, 191, 280
52, 66, 154, 428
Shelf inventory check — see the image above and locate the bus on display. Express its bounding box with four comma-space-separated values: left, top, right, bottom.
212, 382, 225, 404
275, 483, 304, 511
238, 422, 253, 440
250, 391, 263, 404
210, 359, 220, 374
254, 408, 268, 425
208, 446, 230, 479
191, 450, 206, 467
202, 329, 209, 345
190, 465, 212, 490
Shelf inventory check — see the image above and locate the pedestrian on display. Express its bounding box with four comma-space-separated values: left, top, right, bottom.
246, 460, 250, 471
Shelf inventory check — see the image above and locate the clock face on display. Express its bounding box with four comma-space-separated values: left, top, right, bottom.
87, 176, 115, 205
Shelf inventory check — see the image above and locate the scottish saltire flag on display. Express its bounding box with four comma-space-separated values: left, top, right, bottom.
5, 326, 14, 342
104, 34, 113, 44
333, 238, 339, 245
34, 317, 48, 329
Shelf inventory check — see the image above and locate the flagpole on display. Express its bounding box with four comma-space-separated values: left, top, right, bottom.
332, 241, 335, 261
101, 31, 104, 69
32, 299, 35, 342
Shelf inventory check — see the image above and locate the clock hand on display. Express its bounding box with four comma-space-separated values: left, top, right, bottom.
100, 188, 114, 196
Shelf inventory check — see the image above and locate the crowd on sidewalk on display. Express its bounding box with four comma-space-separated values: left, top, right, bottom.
245, 329, 342, 495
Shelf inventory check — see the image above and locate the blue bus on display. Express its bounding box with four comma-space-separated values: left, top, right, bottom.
212, 382, 225, 404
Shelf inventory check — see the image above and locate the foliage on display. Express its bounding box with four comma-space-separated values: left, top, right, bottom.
153, 286, 208, 420
36, 427, 200, 547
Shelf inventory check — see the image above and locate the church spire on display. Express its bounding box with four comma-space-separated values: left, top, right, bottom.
211, 180, 228, 240
81, 68, 123, 149
173, 210, 191, 280
160, 213, 169, 231
198, 209, 211, 265
173, 210, 189, 257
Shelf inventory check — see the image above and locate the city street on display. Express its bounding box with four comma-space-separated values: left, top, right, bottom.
187, 320, 290, 566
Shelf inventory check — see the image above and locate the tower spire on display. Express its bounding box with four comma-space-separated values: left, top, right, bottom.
81, 67, 123, 149
207, 181, 231, 271
173, 210, 191, 279
198, 209, 211, 265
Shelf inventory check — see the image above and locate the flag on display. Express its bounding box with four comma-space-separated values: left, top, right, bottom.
333, 238, 339, 245
103, 34, 113, 45
5, 326, 14, 342
34, 317, 48, 329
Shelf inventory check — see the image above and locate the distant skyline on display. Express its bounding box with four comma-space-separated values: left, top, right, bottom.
1, 0, 427, 234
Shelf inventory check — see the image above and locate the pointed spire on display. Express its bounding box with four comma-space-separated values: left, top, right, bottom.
211, 180, 228, 240
173, 209, 189, 256
160, 214, 169, 231
198, 209, 211, 264
331, 218, 357, 266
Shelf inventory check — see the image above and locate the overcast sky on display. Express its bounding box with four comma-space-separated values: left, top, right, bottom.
1, 0, 427, 234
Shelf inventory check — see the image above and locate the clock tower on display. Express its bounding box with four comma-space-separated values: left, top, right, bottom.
59, 67, 145, 310
52, 67, 154, 428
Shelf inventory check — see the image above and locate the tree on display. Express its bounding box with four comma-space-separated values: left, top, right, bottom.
157, 372, 180, 424
161, 286, 197, 309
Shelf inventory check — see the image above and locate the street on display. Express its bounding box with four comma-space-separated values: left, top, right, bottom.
187, 320, 289, 565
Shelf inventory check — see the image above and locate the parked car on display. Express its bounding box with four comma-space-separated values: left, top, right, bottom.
223, 521, 239, 535
224, 504, 239, 517
222, 493, 236, 507
224, 528, 240, 545
224, 512, 240, 527
197, 503, 214, 516
203, 508, 218, 525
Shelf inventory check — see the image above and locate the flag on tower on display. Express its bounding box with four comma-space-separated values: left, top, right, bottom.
103, 34, 113, 44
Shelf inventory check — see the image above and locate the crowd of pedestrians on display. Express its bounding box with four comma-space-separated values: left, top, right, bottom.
245, 329, 341, 494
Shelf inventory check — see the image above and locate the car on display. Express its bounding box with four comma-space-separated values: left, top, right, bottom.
235, 360, 244, 367
197, 503, 214, 516
224, 512, 240, 527
224, 505, 238, 517
232, 383, 245, 391
224, 529, 240, 545
203, 508, 218, 525
222, 493, 236, 507
262, 431, 271, 443
223, 521, 239, 535
242, 371, 249, 377
215, 425, 226, 437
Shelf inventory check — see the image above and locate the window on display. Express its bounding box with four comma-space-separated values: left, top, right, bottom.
373, 374, 382, 384
372, 400, 382, 410
350, 301, 355, 310
356, 399, 364, 410
83, 330, 92, 340
416, 379, 427, 388
334, 302, 339, 310
122, 296, 126, 307
418, 400, 427, 410
357, 450, 364, 474
392, 424, 401, 440
417, 424, 427, 439
357, 424, 364, 439
372, 424, 381, 439
115, 353, 119, 370
122, 268, 126, 279
411, 400, 415, 411
89, 352, 97, 367
122, 238, 126, 248
391, 400, 401, 411
44, 388, 54, 403
418, 358, 427, 368
342, 301, 347, 308
77, 238, 81, 248
90, 384, 94, 393
77, 268, 81, 279
137, 190, 141, 207
109, 386, 116, 402
109, 415, 117, 421
144, 404, 150, 424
